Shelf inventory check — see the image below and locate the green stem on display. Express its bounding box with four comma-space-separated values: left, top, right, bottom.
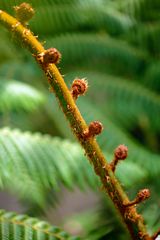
0, 9, 152, 240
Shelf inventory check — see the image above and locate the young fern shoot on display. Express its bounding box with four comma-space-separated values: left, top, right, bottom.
0, 3, 159, 240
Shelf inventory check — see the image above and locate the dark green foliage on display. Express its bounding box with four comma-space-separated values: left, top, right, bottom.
46, 33, 147, 77
0, 0, 160, 239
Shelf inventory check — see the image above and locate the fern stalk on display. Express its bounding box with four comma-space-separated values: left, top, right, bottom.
0, 8, 153, 240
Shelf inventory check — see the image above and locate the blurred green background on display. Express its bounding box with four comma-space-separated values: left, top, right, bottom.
0, 0, 160, 239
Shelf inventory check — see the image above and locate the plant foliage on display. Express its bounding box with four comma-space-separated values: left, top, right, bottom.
0, 209, 80, 240
0, 0, 160, 239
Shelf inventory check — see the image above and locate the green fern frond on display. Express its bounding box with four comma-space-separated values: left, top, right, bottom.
0, 28, 19, 63
126, 22, 160, 55
0, 127, 146, 205
0, 0, 77, 13
0, 79, 45, 112
30, 4, 133, 36
46, 95, 158, 178
89, 7, 134, 35
0, 61, 43, 88
77, 0, 134, 35
74, 98, 160, 177
0, 209, 80, 240
120, 0, 160, 21
31, 5, 85, 36
0, 127, 99, 205
143, 62, 160, 92
64, 71, 160, 132
46, 33, 147, 76
48, 95, 160, 178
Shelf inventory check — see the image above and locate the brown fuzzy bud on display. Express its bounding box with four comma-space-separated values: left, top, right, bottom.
14, 3, 35, 24
110, 144, 128, 172
114, 144, 128, 160
43, 48, 61, 65
137, 189, 150, 202
124, 188, 150, 207
71, 78, 88, 100
89, 121, 103, 135
84, 121, 103, 138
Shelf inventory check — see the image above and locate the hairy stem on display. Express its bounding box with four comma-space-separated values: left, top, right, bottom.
0, 9, 152, 240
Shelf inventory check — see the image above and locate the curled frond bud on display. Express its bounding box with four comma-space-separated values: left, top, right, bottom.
124, 188, 150, 207
14, 2, 35, 24
84, 121, 103, 138
89, 121, 103, 136
71, 78, 88, 100
110, 144, 128, 172
137, 189, 150, 202
43, 48, 61, 65
114, 144, 128, 160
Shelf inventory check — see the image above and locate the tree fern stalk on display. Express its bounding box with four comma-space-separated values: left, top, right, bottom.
0, 8, 154, 240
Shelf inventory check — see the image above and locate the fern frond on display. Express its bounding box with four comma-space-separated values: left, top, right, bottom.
89, 7, 133, 35
126, 22, 160, 55
0, 60, 42, 82
0, 0, 78, 13
143, 61, 160, 92
0, 127, 93, 205
77, 0, 134, 35
72, 98, 160, 178
64, 71, 160, 132
0, 209, 79, 240
30, 4, 133, 36
46, 95, 159, 178
0, 128, 146, 205
46, 34, 147, 76
120, 0, 160, 21
31, 5, 84, 36
0, 79, 45, 112
0, 28, 19, 63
